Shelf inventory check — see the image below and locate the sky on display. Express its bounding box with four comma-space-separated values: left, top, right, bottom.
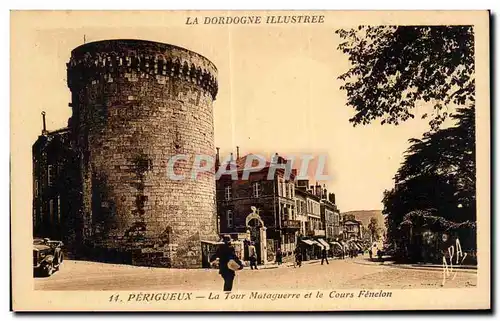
11, 11, 439, 213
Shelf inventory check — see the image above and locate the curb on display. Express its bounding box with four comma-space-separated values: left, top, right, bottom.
409, 264, 477, 270
353, 260, 477, 272
252, 258, 337, 270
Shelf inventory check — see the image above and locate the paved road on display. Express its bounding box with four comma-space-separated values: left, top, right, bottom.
34, 256, 477, 291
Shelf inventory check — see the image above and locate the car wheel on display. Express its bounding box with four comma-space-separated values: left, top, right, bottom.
43, 262, 54, 277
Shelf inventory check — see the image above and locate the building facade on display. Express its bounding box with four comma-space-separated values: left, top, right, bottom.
342, 214, 363, 241
294, 188, 308, 237
306, 192, 323, 238
293, 181, 322, 260
332, 209, 341, 238
292, 180, 343, 259
32, 114, 80, 244
216, 152, 300, 264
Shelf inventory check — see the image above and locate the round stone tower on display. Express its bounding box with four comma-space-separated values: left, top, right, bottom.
66, 39, 219, 268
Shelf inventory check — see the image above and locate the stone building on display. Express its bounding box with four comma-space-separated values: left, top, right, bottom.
293, 181, 322, 259
305, 184, 323, 238
319, 187, 341, 242
294, 184, 308, 237
293, 180, 342, 259
342, 214, 362, 240
216, 150, 300, 264
48, 39, 220, 268
32, 112, 80, 244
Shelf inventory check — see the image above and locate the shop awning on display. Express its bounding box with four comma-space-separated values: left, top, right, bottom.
329, 241, 343, 249
317, 238, 330, 250
201, 240, 223, 245
349, 241, 362, 251
301, 239, 318, 246
356, 241, 365, 250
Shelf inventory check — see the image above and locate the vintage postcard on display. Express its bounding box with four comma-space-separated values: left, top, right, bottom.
10, 10, 490, 311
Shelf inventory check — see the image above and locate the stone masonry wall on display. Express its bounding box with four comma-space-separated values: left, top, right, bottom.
67, 40, 219, 268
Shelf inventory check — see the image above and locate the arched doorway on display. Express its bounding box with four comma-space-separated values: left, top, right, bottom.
245, 206, 268, 265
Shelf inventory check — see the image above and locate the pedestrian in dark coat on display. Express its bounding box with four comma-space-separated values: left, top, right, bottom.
276, 248, 283, 265
321, 247, 329, 265
210, 235, 244, 292
294, 247, 302, 268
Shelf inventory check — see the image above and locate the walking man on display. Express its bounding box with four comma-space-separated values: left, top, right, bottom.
321, 247, 329, 265
248, 241, 258, 270
210, 235, 244, 292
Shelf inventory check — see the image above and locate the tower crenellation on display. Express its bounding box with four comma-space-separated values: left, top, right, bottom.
67, 40, 218, 99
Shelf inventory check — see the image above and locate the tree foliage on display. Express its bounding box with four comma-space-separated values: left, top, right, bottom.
367, 217, 380, 241
399, 209, 476, 232
336, 26, 475, 129
396, 107, 476, 209
383, 108, 476, 245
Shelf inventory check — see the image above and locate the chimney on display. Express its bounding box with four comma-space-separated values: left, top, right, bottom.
41, 111, 47, 135
315, 183, 321, 197
329, 193, 336, 204
230, 152, 234, 162
296, 179, 308, 191
272, 153, 279, 164
236, 146, 240, 159
215, 147, 220, 170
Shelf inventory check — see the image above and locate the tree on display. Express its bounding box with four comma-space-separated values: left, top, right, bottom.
367, 217, 380, 243
336, 26, 477, 260
360, 225, 372, 249
382, 108, 476, 249
395, 107, 476, 212
336, 26, 474, 129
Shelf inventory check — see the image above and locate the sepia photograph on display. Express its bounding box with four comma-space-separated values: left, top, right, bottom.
10, 10, 490, 311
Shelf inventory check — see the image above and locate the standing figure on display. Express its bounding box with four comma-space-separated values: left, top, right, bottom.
210, 235, 244, 292
294, 247, 303, 268
276, 248, 283, 265
321, 247, 329, 265
248, 241, 258, 270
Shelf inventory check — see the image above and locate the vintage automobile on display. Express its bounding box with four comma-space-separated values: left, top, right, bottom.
33, 238, 64, 277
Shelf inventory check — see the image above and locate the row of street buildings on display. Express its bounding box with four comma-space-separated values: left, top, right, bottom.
214, 148, 364, 264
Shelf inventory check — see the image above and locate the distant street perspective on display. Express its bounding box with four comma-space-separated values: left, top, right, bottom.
35, 255, 476, 291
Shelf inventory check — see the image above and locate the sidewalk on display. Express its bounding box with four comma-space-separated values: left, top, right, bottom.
353, 257, 477, 272
251, 257, 334, 270
407, 263, 477, 270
